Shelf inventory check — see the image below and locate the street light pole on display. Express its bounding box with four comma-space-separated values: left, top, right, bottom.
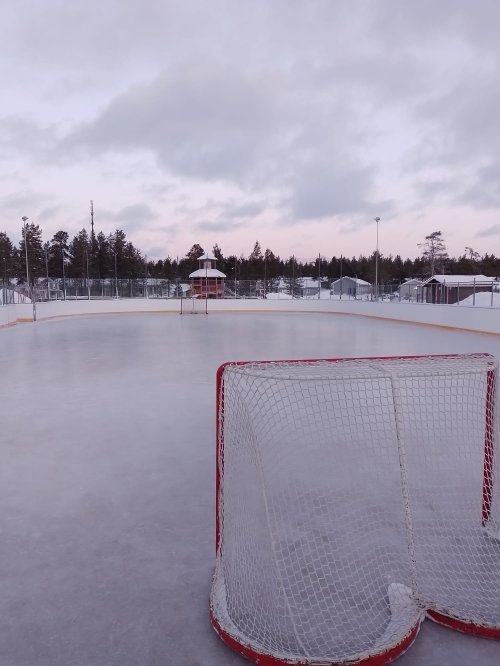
85, 248, 90, 300
114, 233, 118, 299
264, 252, 267, 298
62, 247, 66, 300
317, 253, 321, 299
43, 241, 50, 300
205, 253, 208, 314
374, 216, 380, 300
21, 216, 30, 296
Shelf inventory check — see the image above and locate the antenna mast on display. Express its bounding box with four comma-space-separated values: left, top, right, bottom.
90, 200, 95, 242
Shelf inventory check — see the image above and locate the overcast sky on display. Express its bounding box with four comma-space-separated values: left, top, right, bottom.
1, 0, 500, 261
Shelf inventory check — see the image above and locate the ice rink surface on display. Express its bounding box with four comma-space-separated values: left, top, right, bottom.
1, 311, 500, 666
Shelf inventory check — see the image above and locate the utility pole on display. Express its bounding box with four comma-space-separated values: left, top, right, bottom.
85, 249, 90, 300
374, 217, 380, 300
114, 234, 118, 299
90, 200, 95, 278
21, 216, 30, 296
43, 241, 50, 300
340, 255, 343, 300
317, 253, 321, 299
62, 246, 66, 300
205, 253, 208, 314
263, 252, 267, 298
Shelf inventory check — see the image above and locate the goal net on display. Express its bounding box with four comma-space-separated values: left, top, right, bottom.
180, 296, 207, 314
210, 353, 500, 665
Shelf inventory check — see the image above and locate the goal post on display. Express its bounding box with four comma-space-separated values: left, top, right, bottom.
179, 296, 207, 314
210, 354, 500, 665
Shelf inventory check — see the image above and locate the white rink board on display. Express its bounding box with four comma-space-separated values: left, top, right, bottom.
10, 295, 500, 335
1, 313, 500, 665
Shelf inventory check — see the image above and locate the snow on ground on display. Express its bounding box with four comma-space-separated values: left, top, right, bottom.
459, 291, 500, 307
1, 313, 500, 665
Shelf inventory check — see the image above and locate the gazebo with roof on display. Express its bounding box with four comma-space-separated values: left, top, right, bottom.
189, 254, 226, 299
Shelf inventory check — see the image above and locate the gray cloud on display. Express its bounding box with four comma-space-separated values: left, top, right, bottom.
222, 201, 267, 218
114, 204, 157, 223
0, 116, 59, 159
184, 197, 267, 233
64, 65, 283, 183
37, 206, 60, 221
288, 160, 386, 221
2, 0, 500, 249
414, 180, 455, 202
96, 203, 158, 231
193, 218, 246, 233
0, 190, 53, 214
457, 163, 500, 209
476, 224, 500, 238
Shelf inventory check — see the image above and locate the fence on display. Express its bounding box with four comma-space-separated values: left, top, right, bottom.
10, 278, 187, 302
3, 277, 500, 307
0, 285, 30, 305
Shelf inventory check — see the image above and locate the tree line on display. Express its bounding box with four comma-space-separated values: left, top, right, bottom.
1, 224, 498, 285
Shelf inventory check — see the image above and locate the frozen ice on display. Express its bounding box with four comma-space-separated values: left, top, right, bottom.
1, 312, 500, 664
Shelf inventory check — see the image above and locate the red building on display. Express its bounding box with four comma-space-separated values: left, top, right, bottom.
189, 254, 226, 299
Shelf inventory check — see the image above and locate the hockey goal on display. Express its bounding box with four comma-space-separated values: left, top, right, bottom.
180, 296, 207, 315
210, 353, 500, 665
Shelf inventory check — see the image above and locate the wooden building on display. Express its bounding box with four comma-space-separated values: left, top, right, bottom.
421, 275, 499, 304
189, 254, 226, 299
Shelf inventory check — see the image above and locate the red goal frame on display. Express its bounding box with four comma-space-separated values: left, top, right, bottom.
211, 353, 499, 666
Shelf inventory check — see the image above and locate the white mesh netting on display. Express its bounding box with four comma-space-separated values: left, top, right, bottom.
210, 354, 500, 664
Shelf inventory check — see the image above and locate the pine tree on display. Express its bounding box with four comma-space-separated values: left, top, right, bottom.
284, 256, 300, 297
212, 243, 225, 273
68, 229, 90, 278
108, 229, 127, 279
248, 241, 263, 280
0, 231, 14, 283
95, 232, 110, 278
49, 231, 70, 277
19, 221, 45, 283
180, 244, 205, 276
418, 231, 448, 276
187, 243, 205, 259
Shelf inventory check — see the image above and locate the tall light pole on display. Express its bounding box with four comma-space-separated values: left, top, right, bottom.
234, 256, 237, 297
43, 241, 50, 300
205, 253, 208, 313
21, 216, 30, 296
340, 254, 343, 300
374, 217, 380, 300
62, 245, 66, 300
114, 233, 118, 298
317, 253, 321, 299
85, 247, 90, 300
263, 251, 267, 298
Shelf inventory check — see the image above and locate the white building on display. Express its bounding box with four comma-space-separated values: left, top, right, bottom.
331, 276, 371, 298
399, 278, 424, 301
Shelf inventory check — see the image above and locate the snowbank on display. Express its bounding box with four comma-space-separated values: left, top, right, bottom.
459, 291, 500, 307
